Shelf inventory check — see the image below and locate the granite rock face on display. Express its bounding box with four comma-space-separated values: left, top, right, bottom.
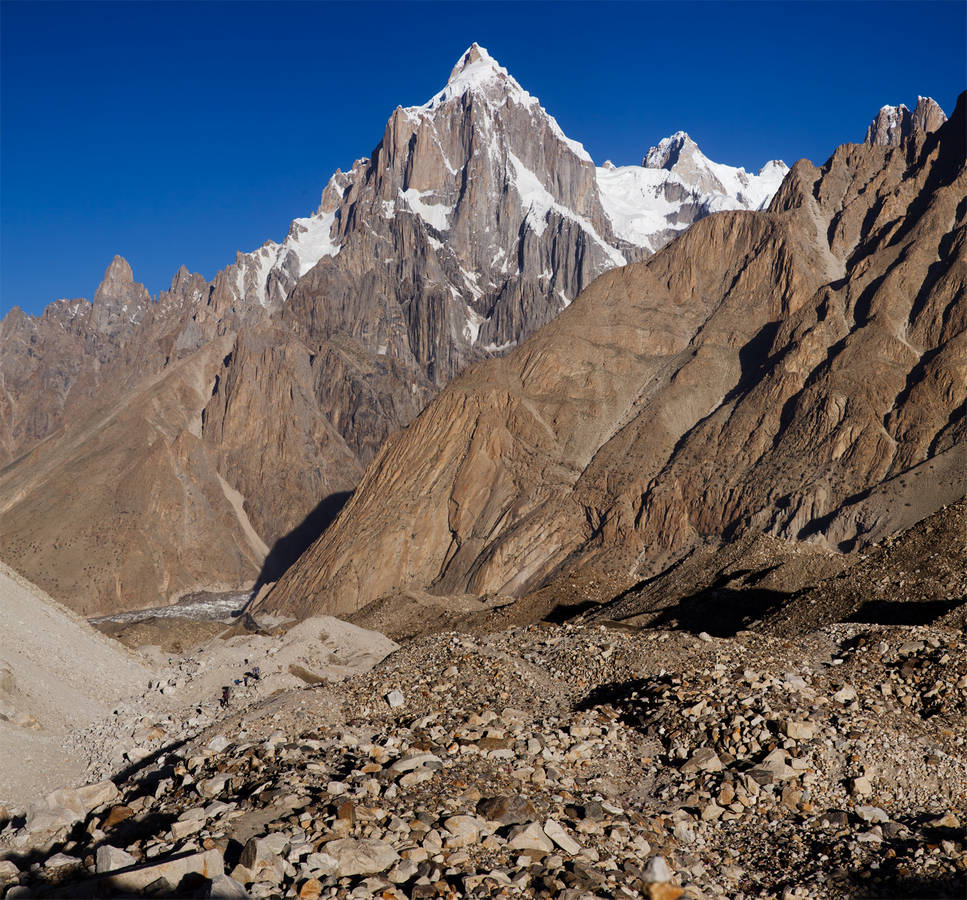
264, 93, 966, 621
864, 95, 947, 146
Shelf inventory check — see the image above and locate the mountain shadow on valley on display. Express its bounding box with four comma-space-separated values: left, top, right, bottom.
847, 597, 966, 627
642, 585, 791, 637
255, 491, 353, 589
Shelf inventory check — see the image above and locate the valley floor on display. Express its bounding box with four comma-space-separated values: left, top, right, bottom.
1, 611, 965, 899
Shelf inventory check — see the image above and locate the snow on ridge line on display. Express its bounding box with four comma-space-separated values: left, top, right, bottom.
508, 151, 625, 267
234, 208, 341, 307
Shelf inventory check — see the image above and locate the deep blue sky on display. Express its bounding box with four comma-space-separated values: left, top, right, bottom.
2, 1, 964, 318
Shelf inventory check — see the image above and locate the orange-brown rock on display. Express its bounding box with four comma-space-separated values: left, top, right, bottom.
264, 94, 966, 623
0, 337, 268, 615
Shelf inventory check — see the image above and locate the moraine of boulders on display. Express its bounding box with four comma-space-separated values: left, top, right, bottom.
1, 621, 965, 899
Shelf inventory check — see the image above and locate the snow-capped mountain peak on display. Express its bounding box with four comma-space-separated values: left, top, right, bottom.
446, 43, 505, 87
596, 132, 789, 252
418, 43, 519, 111
865, 96, 947, 146
407, 44, 593, 164
215, 45, 789, 334
642, 130, 698, 170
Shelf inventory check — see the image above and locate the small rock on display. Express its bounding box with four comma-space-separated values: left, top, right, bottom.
820, 810, 849, 827
385, 690, 405, 709
543, 818, 581, 854
680, 747, 722, 774
642, 855, 675, 883
0, 861, 19, 880
443, 815, 482, 847
927, 813, 961, 829
197, 774, 231, 799
240, 835, 289, 883
782, 720, 815, 740
171, 817, 204, 840
507, 822, 554, 853
297, 877, 323, 900
95, 845, 137, 873
76, 781, 120, 810
45, 853, 81, 870
759, 749, 798, 780
325, 838, 399, 876
855, 805, 889, 823
304, 852, 338, 876
647, 885, 685, 900
388, 858, 420, 884
206, 874, 249, 899
389, 752, 442, 774
477, 795, 537, 826
103, 805, 135, 829
208, 735, 231, 754
851, 776, 873, 797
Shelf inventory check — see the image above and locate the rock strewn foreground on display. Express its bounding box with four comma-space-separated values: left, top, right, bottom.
2, 621, 964, 899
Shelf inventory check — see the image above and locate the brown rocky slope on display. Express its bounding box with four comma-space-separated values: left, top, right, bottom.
1, 46, 790, 614
0, 337, 270, 615
264, 93, 966, 623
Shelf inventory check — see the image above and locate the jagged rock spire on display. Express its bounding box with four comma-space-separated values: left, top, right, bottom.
864, 96, 947, 146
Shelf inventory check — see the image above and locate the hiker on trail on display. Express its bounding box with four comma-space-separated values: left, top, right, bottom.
220, 686, 230, 708
252, 665, 260, 681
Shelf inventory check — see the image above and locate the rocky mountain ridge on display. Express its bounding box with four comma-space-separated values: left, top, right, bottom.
262, 92, 965, 623
0, 45, 811, 614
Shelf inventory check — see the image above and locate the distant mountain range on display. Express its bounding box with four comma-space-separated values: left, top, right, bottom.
0, 44, 954, 618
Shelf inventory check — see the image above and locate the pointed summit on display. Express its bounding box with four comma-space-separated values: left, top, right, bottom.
447, 42, 500, 82
418, 42, 519, 110
101, 254, 135, 287
911, 96, 947, 134
92, 254, 150, 330
642, 131, 699, 170
170, 264, 192, 290
642, 131, 730, 195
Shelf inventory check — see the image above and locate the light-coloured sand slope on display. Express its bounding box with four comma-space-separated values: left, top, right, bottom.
0, 557, 401, 814
0, 562, 151, 808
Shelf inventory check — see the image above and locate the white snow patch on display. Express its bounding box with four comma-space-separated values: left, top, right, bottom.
401, 188, 453, 231
233, 209, 341, 308
482, 340, 517, 353
286, 210, 340, 277
463, 305, 485, 344
459, 266, 483, 300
